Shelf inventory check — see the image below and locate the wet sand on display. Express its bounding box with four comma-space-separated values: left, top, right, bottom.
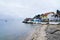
26, 24, 60, 40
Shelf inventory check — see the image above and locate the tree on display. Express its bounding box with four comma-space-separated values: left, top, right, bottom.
33, 14, 41, 19
57, 10, 60, 15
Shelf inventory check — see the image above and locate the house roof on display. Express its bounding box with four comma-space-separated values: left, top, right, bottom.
41, 12, 55, 16
24, 18, 32, 21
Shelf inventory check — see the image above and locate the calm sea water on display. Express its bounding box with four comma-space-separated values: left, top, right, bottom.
0, 19, 38, 40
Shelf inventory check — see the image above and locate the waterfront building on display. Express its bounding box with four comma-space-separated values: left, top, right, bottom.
33, 18, 41, 23
41, 12, 54, 22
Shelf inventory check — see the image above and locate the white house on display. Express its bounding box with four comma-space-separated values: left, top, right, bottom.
47, 12, 55, 22
47, 12, 60, 24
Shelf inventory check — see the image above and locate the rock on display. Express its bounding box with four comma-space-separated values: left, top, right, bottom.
46, 25, 60, 40
26, 25, 60, 40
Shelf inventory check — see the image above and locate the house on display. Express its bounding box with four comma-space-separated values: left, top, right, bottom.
49, 10, 60, 22
32, 18, 41, 24
40, 14, 47, 22
47, 12, 55, 22
32, 14, 42, 23
49, 10, 60, 24
40, 12, 55, 22
23, 18, 33, 23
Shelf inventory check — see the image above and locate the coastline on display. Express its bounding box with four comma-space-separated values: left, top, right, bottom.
26, 24, 48, 40
26, 24, 60, 40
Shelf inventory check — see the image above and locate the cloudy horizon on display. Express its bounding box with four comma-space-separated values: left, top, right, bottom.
0, 0, 60, 18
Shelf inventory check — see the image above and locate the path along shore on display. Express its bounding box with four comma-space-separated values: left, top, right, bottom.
26, 24, 60, 40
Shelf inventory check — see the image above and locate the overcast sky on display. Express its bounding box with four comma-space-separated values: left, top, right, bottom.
0, 0, 60, 18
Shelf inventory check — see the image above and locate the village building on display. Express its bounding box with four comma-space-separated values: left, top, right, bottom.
23, 10, 60, 24
47, 12, 55, 22
40, 12, 55, 22
49, 10, 60, 22
32, 18, 41, 23
49, 10, 60, 24
32, 14, 42, 23
23, 18, 33, 23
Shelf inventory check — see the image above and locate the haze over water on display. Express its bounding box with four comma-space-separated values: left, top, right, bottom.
0, 18, 38, 40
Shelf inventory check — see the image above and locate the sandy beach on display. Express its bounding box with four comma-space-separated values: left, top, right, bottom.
26, 24, 60, 40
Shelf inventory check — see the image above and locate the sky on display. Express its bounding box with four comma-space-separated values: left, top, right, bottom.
0, 0, 60, 18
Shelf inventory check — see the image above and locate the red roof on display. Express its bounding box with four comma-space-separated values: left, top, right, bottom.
42, 12, 55, 16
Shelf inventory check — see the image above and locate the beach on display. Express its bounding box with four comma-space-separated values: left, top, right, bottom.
26, 24, 60, 40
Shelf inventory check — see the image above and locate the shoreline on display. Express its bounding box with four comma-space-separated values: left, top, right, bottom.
26, 25, 40, 40
26, 24, 48, 40
26, 24, 60, 40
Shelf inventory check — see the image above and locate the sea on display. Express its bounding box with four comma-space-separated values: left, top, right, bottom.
0, 18, 39, 40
